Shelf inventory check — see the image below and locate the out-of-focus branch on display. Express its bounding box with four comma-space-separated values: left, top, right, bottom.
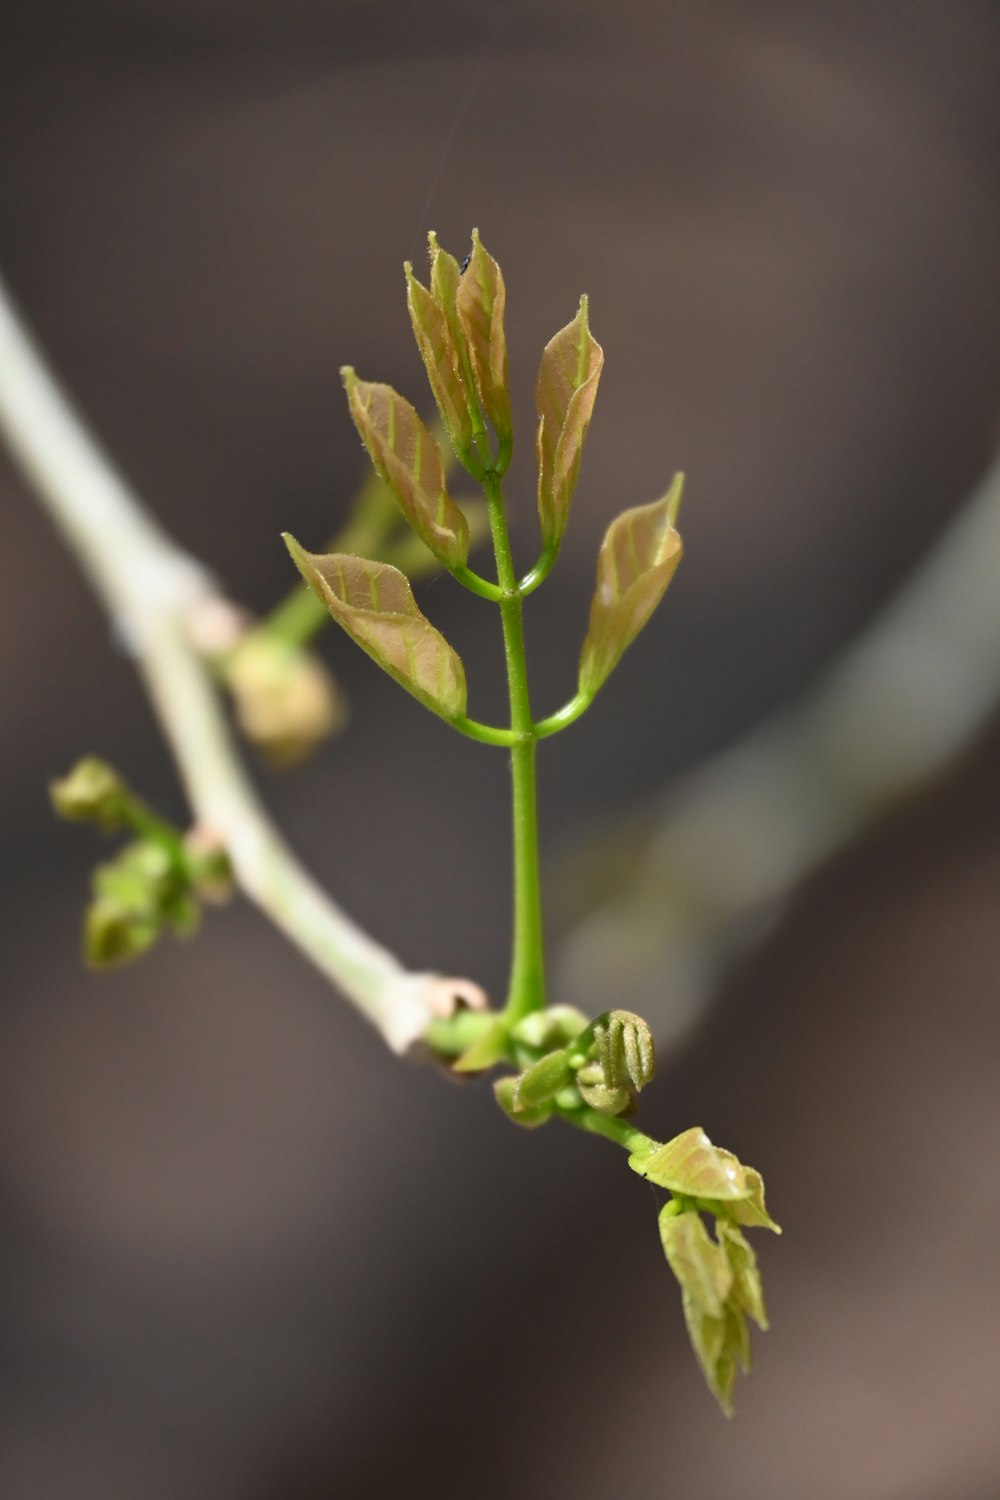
0, 270, 485, 1053
556, 443, 1000, 1047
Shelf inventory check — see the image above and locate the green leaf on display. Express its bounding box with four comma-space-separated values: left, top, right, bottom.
341, 368, 470, 568
659, 1208, 732, 1318
513, 1048, 574, 1110
717, 1221, 769, 1329
726, 1166, 782, 1234
628, 1126, 750, 1200
578, 477, 684, 698
535, 295, 604, 548
452, 1017, 509, 1075
681, 1297, 749, 1417
494, 1076, 551, 1129
454, 228, 512, 447
405, 261, 476, 458
283, 539, 467, 721
575, 1062, 632, 1117
510, 1005, 589, 1051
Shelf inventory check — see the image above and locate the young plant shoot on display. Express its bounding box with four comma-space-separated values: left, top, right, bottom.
283, 229, 780, 1414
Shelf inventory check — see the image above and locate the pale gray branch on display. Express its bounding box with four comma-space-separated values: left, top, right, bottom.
0, 270, 485, 1053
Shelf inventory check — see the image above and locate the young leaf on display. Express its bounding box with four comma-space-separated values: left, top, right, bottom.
405, 262, 476, 458
513, 1048, 574, 1110
593, 1010, 655, 1093
454, 228, 512, 448
716, 1221, 769, 1329
628, 1126, 750, 1200
283, 539, 467, 722
578, 477, 684, 698
341, 368, 470, 568
659, 1208, 733, 1319
494, 1076, 551, 1129
725, 1166, 782, 1234
575, 1062, 632, 1117
535, 295, 604, 548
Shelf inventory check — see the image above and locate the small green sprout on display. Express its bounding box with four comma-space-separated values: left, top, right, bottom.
51, 757, 233, 967
284, 230, 779, 1413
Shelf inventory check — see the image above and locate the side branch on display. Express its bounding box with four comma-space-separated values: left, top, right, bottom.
0, 270, 484, 1053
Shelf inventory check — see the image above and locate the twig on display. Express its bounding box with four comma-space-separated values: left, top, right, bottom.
0, 269, 485, 1053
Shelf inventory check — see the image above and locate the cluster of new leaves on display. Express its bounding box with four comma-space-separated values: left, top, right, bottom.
631, 1128, 781, 1412
280, 230, 776, 1413
51, 757, 232, 966
492, 1006, 655, 1123
284, 228, 684, 729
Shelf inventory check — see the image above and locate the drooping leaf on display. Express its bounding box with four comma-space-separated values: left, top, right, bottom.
682, 1296, 749, 1417
283, 538, 466, 721
726, 1166, 782, 1234
659, 1207, 732, 1318
535, 295, 604, 548
405, 261, 476, 457
716, 1221, 769, 1329
341, 368, 469, 568
578, 477, 684, 698
454, 228, 512, 446
628, 1126, 750, 1200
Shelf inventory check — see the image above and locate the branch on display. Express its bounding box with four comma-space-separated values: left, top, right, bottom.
0, 269, 485, 1054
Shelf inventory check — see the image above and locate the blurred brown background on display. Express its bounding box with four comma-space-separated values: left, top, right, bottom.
3, 2, 1000, 1496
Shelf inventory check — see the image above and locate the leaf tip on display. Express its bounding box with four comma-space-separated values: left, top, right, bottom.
667, 472, 685, 526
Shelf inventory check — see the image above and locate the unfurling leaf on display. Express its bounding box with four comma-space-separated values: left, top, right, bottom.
405, 261, 476, 458
341, 368, 470, 568
659, 1207, 732, 1318
513, 1048, 573, 1110
494, 1076, 551, 1129
575, 1063, 632, 1116
284, 539, 466, 721
455, 229, 512, 450
578, 477, 684, 698
535, 295, 604, 548
628, 1126, 749, 1200
593, 1010, 655, 1093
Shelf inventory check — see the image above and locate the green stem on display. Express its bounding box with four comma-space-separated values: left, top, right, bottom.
534, 690, 593, 739
518, 545, 559, 596
483, 474, 546, 1023
450, 563, 505, 602
555, 1104, 658, 1156
450, 715, 519, 747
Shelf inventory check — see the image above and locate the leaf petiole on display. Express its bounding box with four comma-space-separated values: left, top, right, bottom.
533, 691, 593, 738
517, 544, 559, 596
